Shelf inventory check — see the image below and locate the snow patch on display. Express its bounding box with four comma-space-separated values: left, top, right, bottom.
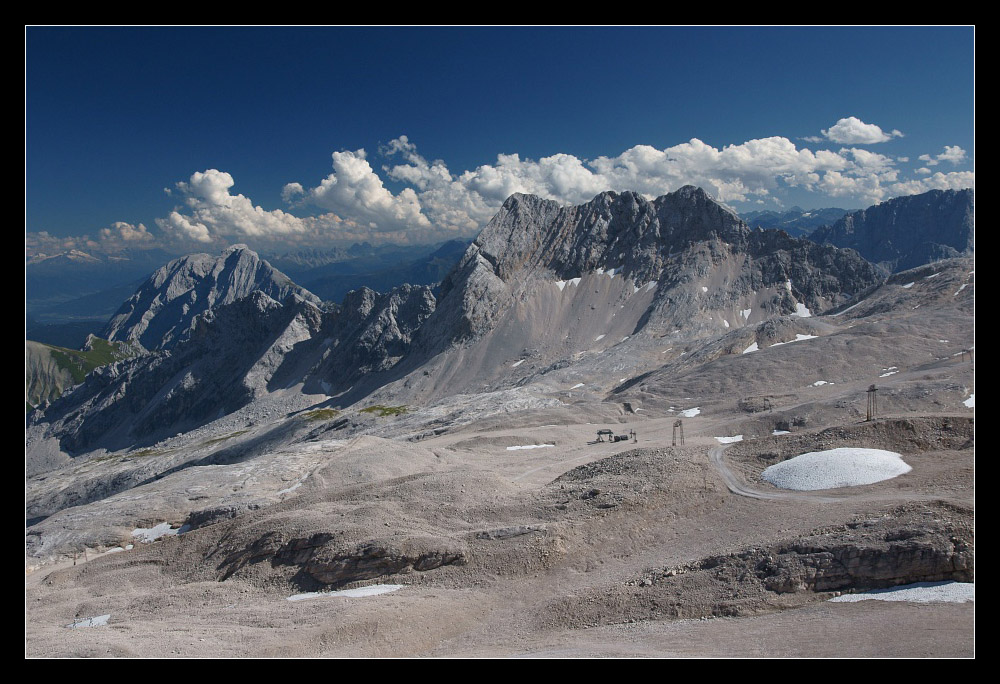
742, 342, 759, 354
954, 283, 967, 295
723, 320, 730, 328
701, 286, 708, 293
645, 281, 657, 292
812, 380, 829, 386
771, 334, 817, 348
901, 282, 914, 289
772, 430, 791, 436
555, 278, 581, 291
829, 581, 974, 604
132, 522, 190, 543
594, 334, 605, 342
714, 435, 743, 444
288, 584, 404, 601
679, 407, 701, 418
792, 302, 812, 318
511, 359, 525, 368
67, 615, 111, 628
569, 383, 584, 390
762, 448, 911, 491
506, 444, 555, 451
963, 394, 974, 408
740, 308, 752, 320
924, 272, 941, 279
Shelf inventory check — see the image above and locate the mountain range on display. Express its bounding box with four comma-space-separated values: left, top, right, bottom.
25, 185, 975, 657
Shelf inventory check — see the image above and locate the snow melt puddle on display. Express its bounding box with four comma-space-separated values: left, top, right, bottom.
742, 342, 759, 354
715, 435, 743, 444
964, 394, 974, 408
506, 444, 555, 451
762, 448, 911, 491
288, 584, 404, 602
829, 581, 974, 604
132, 522, 190, 543
67, 615, 111, 628
679, 407, 701, 418
901, 282, 915, 289
511, 359, 525, 368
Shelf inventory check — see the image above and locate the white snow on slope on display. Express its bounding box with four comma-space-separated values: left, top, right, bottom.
964, 394, 974, 408
812, 380, 829, 386
901, 282, 914, 289
569, 383, 584, 390
743, 342, 759, 354
555, 277, 582, 291
762, 448, 911, 491
67, 615, 111, 628
771, 334, 818, 347
954, 284, 967, 295
288, 584, 404, 601
792, 302, 812, 317
132, 522, 190, 543
506, 444, 555, 451
511, 359, 525, 368
723, 320, 730, 328
701, 286, 708, 293
829, 581, 974, 604
772, 430, 791, 436
594, 335, 605, 342
740, 308, 752, 319
925, 272, 940, 279
680, 407, 701, 418
715, 435, 743, 444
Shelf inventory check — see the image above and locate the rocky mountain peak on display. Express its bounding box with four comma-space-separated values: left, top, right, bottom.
810, 188, 974, 272
102, 245, 321, 351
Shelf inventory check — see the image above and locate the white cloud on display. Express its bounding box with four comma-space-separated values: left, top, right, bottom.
296, 149, 431, 232
820, 117, 904, 145
918, 145, 967, 167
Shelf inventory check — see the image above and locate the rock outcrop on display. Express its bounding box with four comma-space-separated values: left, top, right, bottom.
102, 244, 321, 351
810, 188, 974, 272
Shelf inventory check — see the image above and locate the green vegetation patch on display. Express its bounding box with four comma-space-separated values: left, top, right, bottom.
359, 404, 409, 417
200, 429, 249, 446
301, 408, 341, 422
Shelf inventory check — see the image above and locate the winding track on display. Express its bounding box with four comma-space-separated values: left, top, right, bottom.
709, 445, 845, 503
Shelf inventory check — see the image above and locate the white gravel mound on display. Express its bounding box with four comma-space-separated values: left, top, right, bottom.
829, 581, 974, 604
762, 448, 911, 491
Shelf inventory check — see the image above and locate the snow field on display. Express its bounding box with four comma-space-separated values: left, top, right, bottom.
762, 448, 911, 491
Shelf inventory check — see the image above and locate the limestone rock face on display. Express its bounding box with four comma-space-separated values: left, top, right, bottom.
427, 186, 883, 348
102, 244, 321, 351
810, 188, 974, 272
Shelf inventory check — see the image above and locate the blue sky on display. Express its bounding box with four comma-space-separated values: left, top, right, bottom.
26, 26, 974, 254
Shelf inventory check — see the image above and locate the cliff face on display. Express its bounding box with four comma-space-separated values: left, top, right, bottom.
427, 186, 883, 349
810, 188, 974, 272
102, 244, 321, 351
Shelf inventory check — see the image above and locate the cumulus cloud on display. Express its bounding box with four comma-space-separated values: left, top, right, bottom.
293, 149, 431, 232
49, 132, 971, 255
820, 116, 904, 144
155, 169, 313, 245
918, 145, 968, 167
